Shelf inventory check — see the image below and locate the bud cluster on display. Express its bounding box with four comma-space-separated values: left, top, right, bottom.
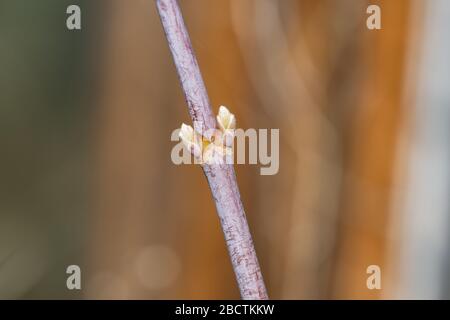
179, 106, 236, 165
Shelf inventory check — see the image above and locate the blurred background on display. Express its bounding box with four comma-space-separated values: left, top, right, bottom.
1, 0, 449, 299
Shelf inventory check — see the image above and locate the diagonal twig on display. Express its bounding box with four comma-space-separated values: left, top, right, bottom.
155, 0, 268, 299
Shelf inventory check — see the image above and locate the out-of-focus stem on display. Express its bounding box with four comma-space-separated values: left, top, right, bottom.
155, 0, 268, 299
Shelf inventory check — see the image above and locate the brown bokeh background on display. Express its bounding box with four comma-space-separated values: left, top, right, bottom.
1, 0, 449, 299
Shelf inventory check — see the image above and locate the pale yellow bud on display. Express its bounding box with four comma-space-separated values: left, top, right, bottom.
217, 106, 236, 131
216, 106, 236, 147
179, 123, 202, 158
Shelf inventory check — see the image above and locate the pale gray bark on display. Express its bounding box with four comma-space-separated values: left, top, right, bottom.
155, 0, 268, 299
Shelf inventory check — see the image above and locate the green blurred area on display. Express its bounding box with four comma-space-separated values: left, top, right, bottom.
0, 0, 87, 298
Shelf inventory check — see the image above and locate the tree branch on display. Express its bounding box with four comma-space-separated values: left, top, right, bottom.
155, 0, 268, 299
